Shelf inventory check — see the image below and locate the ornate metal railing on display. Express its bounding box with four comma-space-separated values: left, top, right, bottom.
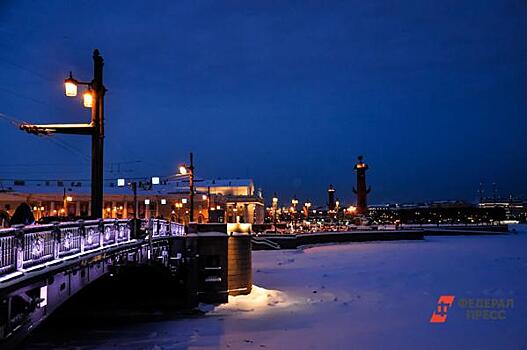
150, 219, 186, 237
0, 219, 185, 277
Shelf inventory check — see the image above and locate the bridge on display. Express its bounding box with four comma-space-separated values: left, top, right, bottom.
0, 219, 251, 348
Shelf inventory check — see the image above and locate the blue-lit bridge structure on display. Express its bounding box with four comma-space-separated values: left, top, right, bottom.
0, 219, 249, 348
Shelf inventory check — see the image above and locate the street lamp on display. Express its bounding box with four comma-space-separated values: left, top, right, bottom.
83, 88, 94, 108
291, 196, 299, 230
272, 193, 279, 233
291, 197, 299, 208
64, 72, 78, 97
178, 166, 188, 175
177, 152, 195, 222
117, 177, 160, 219
21, 50, 107, 219
304, 201, 312, 219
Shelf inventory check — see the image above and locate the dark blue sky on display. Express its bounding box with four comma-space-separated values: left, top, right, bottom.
1, 0, 526, 205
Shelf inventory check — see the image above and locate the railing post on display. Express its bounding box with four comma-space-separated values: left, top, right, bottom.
78, 219, 85, 253
13, 224, 25, 271
98, 219, 105, 247
52, 222, 61, 260
114, 219, 119, 241
127, 220, 133, 241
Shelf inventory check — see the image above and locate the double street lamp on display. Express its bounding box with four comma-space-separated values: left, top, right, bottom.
177, 152, 195, 222
20, 49, 107, 218
291, 196, 299, 229
272, 193, 279, 233
117, 176, 161, 219
304, 201, 312, 218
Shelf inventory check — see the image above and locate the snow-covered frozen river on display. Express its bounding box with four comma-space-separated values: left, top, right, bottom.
25, 226, 527, 349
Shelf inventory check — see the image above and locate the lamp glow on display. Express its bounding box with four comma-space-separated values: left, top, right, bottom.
64, 72, 77, 97
178, 165, 188, 175
144, 199, 150, 205
151, 176, 160, 185
161, 198, 167, 205
117, 178, 125, 187
83, 89, 93, 108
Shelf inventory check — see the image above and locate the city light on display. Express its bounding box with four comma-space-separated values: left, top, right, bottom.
64, 72, 77, 96
178, 165, 188, 175
66, 196, 73, 202
144, 199, 150, 205
182, 198, 188, 204
346, 206, 357, 214
83, 89, 93, 108
117, 178, 125, 187
202, 194, 207, 200
151, 176, 160, 185
161, 198, 167, 205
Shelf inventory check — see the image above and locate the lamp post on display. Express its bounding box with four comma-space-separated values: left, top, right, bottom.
291, 196, 299, 230
304, 201, 311, 219
272, 193, 278, 233
20, 49, 107, 219
117, 176, 160, 219
178, 152, 195, 223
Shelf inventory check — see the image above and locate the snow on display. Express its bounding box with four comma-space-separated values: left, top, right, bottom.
25, 225, 527, 349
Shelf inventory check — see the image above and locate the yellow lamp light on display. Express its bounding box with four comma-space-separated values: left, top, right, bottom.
64, 72, 78, 97
178, 165, 188, 175
83, 89, 93, 108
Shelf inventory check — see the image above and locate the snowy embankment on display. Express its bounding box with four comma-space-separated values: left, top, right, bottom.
25, 225, 527, 349
193, 224, 527, 349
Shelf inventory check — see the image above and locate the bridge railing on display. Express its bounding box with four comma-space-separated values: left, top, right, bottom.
149, 219, 186, 237
0, 219, 185, 277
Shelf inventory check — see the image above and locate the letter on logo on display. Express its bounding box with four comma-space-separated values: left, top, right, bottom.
430, 295, 455, 323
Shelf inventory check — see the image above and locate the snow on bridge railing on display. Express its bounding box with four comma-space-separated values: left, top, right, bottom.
0, 219, 185, 278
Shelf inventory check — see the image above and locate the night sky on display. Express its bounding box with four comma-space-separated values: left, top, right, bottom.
1, 0, 526, 206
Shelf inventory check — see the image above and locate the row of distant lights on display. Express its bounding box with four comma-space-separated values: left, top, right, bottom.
117, 177, 210, 206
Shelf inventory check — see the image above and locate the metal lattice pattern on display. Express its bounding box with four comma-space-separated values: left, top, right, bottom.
59, 227, 82, 256
0, 219, 185, 277
23, 230, 55, 267
0, 234, 15, 273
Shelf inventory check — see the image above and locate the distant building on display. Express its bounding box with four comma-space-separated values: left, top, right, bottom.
478, 197, 526, 222
0, 177, 265, 224
368, 200, 507, 225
